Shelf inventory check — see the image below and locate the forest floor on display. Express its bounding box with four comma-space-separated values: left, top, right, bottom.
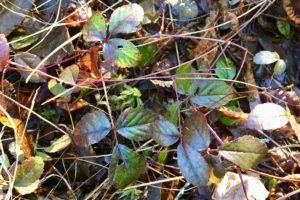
1, 0, 300, 199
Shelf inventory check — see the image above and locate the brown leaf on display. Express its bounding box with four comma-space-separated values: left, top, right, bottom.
57, 99, 88, 111
289, 115, 300, 142
0, 117, 32, 158
0, 34, 9, 71
77, 48, 100, 77
63, 2, 92, 27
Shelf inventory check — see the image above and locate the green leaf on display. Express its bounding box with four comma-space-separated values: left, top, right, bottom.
48, 79, 69, 97
274, 59, 286, 75
277, 20, 290, 37
138, 41, 157, 67
165, 101, 181, 125
59, 64, 79, 84
191, 80, 233, 108
175, 64, 198, 95
109, 4, 144, 35
14, 156, 44, 195
158, 150, 169, 164
150, 119, 180, 146
116, 108, 158, 141
215, 56, 236, 79
103, 38, 141, 68
109, 144, 146, 189
0, 153, 10, 169
253, 51, 280, 65
219, 135, 268, 169
206, 155, 225, 179
8, 141, 24, 161
14, 52, 47, 83
11, 34, 39, 50
82, 12, 107, 42
182, 112, 210, 151
74, 110, 111, 147
177, 144, 209, 186
44, 135, 71, 153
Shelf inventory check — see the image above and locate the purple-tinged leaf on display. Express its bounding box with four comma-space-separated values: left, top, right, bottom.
82, 12, 107, 42
74, 110, 111, 147
182, 112, 210, 151
109, 4, 144, 35
14, 52, 47, 83
116, 108, 158, 141
150, 119, 179, 146
177, 144, 209, 186
0, 34, 9, 71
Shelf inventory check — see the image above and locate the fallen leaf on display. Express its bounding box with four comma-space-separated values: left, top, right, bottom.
44, 135, 71, 153
247, 103, 289, 130
77, 48, 100, 77
253, 51, 279, 65
212, 172, 269, 200
219, 135, 268, 169
0, 117, 32, 159
13, 156, 44, 195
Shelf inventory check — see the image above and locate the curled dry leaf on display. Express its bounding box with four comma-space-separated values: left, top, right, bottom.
0, 34, 9, 71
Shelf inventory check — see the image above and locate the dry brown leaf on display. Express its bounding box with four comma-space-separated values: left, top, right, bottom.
283, 0, 300, 24
77, 48, 100, 78
289, 115, 300, 142
189, 11, 218, 67
57, 99, 88, 112
0, 117, 32, 159
63, 1, 92, 27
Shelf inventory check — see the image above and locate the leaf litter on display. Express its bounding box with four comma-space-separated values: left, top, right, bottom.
1, 0, 300, 199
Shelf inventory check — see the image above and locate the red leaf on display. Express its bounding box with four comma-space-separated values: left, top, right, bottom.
0, 34, 9, 71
